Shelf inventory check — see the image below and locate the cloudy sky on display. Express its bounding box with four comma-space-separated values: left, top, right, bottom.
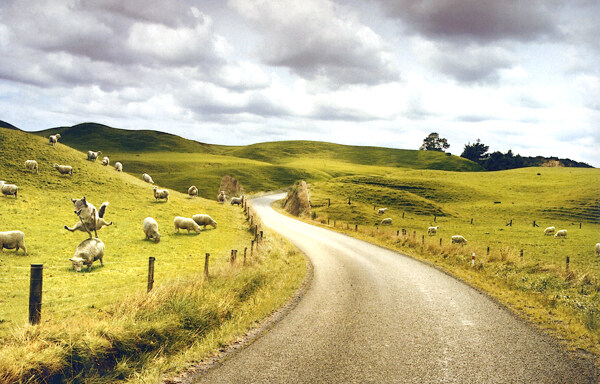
1, 0, 598, 166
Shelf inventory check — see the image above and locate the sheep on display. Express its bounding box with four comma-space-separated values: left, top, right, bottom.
48, 133, 61, 146
101, 156, 110, 166
381, 218, 392, 225
174, 216, 202, 233
188, 185, 198, 198
142, 173, 154, 184
554, 229, 567, 239
231, 196, 243, 206
70, 238, 104, 272
87, 150, 102, 161
378, 208, 387, 215
143, 217, 161, 243
114, 162, 123, 172
451, 235, 468, 244
24, 160, 38, 174
543, 226, 555, 236
596, 243, 600, 257
68, 197, 111, 238
0, 181, 18, 198
428, 226, 440, 235
153, 186, 169, 202
0, 230, 27, 255
192, 214, 217, 229
53, 163, 73, 176
217, 190, 226, 203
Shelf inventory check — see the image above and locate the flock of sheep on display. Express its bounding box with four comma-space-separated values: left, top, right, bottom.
0, 133, 243, 272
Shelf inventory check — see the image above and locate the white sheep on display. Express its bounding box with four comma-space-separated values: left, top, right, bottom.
451, 235, 467, 244
68, 197, 111, 238
49, 133, 61, 146
378, 208, 387, 215
596, 243, 600, 257
70, 238, 104, 272
381, 218, 392, 225
87, 150, 102, 161
192, 214, 217, 229
114, 162, 123, 172
143, 217, 161, 243
188, 185, 198, 198
174, 216, 202, 233
217, 191, 226, 203
0, 181, 18, 198
24, 160, 38, 174
142, 173, 154, 184
101, 156, 110, 166
554, 229, 567, 239
543, 226, 555, 236
428, 226, 440, 235
231, 196, 243, 206
153, 186, 169, 202
0, 230, 27, 254
53, 163, 73, 176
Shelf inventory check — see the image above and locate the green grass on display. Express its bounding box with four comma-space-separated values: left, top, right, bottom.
0, 128, 306, 382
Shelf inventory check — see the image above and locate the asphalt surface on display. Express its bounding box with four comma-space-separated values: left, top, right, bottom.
190, 193, 598, 383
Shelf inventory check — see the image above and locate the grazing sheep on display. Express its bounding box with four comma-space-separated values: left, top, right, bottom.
101, 156, 110, 166
143, 217, 161, 243
174, 216, 202, 233
142, 173, 154, 184
68, 197, 111, 238
217, 190, 226, 203
188, 185, 198, 198
451, 235, 468, 244
0, 230, 27, 254
192, 214, 217, 229
70, 238, 104, 272
0, 181, 18, 198
596, 243, 600, 257
114, 162, 123, 172
543, 226, 555, 236
554, 229, 567, 239
24, 160, 38, 174
53, 163, 73, 176
49, 133, 61, 146
381, 218, 392, 225
153, 186, 169, 202
231, 196, 243, 205
378, 208, 387, 215
428, 226, 440, 235
87, 150, 102, 161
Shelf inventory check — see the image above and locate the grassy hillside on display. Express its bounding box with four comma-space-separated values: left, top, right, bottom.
0, 127, 306, 382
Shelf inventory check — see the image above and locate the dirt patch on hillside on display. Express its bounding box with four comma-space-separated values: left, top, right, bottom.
283, 180, 311, 217
219, 175, 244, 198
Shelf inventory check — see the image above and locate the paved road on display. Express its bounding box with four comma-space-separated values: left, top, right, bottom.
191, 194, 598, 383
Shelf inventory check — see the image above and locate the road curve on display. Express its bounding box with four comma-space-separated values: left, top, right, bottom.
191, 194, 598, 383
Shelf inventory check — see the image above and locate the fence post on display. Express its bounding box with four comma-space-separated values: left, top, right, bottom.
260, 231, 264, 241
396, 230, 399, 237
348, 196, 351, 205
254, 225, 258, 236
470, 218, 473, 225
231, 250, 237, 265
422, 235, 425, 245
487, 246, 490, 256
251, 240, 255, 257
520, 249, 524, 260
434, 215, 437, 222
147, 257, 155, 293
566, 256, 570, 271
402, 212, 405, 219
244, 247, 247, 265
204, 253, 210, 279
328, 198, 330, 207
355, 224, 358, 231
28, 264, 43, 325
439, 238, 442, 246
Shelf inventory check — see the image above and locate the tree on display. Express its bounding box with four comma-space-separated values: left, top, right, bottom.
419, 132, 450, 151
460, 139, 489, 163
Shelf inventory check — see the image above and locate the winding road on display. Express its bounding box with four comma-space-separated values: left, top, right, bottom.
190, 194, 598, 383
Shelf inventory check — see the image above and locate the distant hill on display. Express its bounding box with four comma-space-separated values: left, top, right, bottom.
0, 120, 20, 130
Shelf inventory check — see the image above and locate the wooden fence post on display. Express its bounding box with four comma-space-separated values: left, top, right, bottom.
260, 231, 264, 240
402, 212, 405, 219
566, 256, 570, 271
355, 224, 358, 231
422, 235, 425, 244
28, 264, 43, 325
328, 198, 330, 207
230, 250, 237, 265
396, 230, 399, 237
487, 246, 490, 256
439, 238, 442, 246
204, 253, 210, 279
244, 247, 247, 265
147, 257, 155, 293
520, 249, 524, 260
348, 196, 351, 205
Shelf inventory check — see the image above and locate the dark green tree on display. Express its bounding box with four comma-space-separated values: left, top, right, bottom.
419, 132, 450, 151
460, 139, 489, 163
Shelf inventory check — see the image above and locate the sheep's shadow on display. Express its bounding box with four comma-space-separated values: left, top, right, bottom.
172, 231, 201, 236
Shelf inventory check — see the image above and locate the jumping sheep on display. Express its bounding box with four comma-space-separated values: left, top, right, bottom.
114, 162, 123, 172
53, 163, 73, 176
428, 226, 440, 235
87, 150, 102, 161
143, 217, 161, 243
543, 226, 555, 235
153, 186, 169, 202
67, 197, 112, 238
25, 160, 38, 174
451, 235, 468, 244
101, 157, 110, 166
378, 208, 387, 215
174, 216, 202, 233
70, 238, 104, 272
142, 173, 154, 184
0, 181, 18, 198
49, 133, 61, 146
596, 243, 600, 257
554, 229, 567, 239
381, 218, 392, 225
217, 191, 226, 203
188, 185, 198, 198
192, 214, 217, 229
0, 230, 27, 254
231, 196, 243, 205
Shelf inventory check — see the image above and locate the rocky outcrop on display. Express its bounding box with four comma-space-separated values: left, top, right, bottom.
283, 180, 311, 217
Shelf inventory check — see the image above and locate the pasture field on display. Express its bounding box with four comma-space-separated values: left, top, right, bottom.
0, 128, 306, 383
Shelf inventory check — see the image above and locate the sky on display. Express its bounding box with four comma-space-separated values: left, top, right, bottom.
0, 0, 598, 166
